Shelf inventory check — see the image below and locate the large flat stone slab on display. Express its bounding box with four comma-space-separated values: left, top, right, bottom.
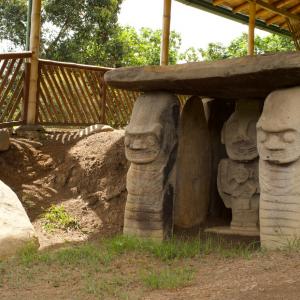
104, 52, 300, 99
0, 180, 39, 259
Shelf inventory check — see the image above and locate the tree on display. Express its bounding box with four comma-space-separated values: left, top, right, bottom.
115, 27, 181, 66
0, 0, 123, 66
181, 33, 295, 62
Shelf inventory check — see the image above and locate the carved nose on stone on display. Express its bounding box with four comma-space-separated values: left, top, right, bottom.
131, 139, 146, 150
265, 135, 283, 150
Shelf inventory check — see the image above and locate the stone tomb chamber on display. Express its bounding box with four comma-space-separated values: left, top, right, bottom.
105, 52, 300, 249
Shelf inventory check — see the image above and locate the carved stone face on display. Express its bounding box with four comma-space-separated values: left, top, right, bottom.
222, 100, 260, 161
125, 124, 162, 164
124, 92, 179, 164
257, 87, 300, 164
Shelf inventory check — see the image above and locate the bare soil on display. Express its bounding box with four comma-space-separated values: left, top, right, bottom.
0, 129, 128, 249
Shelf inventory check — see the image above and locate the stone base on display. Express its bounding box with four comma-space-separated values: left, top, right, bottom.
205, 226, 260, 237
0, 129, 10, 151
14, 124, 45, 139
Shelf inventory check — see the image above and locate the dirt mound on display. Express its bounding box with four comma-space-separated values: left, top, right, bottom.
0, 129, 128, 249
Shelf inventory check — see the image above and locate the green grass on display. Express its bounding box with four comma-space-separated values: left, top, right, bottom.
0, 234, 262, 298
42, 204, 80, 232
141, 267, 195, 289
104, 234, 260, 261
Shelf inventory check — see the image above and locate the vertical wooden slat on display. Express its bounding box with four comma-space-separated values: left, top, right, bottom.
59, 66, 88, 123
72, 69, 99, 123
23, 62, 31, 123
48, 65, 76, 123
43, 65, 68, 123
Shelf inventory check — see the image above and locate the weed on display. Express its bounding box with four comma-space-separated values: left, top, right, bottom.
42, 204, 80, 232
141, 267, 195, 290
104, 234, 259, 261
85, 275, 129, 298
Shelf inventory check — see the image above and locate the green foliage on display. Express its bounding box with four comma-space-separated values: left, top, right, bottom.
141, 267, 195, 290
0, 0, 123, 66
116, 27, 181, 66
42, 204, 80, 232
182, 33, 295, 62
0, 0, 27, 46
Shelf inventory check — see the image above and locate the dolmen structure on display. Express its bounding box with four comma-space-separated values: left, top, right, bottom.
105, 52, 300, 249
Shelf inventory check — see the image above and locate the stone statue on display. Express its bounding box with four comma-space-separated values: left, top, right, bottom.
221, 100, 260, 161
124, 92, 180, 240
217, 100, 261, 235
174, 96, 211, 229
217, 159, 259, 234
257, 87, 300, 249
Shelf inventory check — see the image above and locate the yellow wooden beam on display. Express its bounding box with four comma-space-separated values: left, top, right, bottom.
160, 0, 172, 66
27, 0, 42, 124
248, 1, 256, 56
249, 0, 300, 22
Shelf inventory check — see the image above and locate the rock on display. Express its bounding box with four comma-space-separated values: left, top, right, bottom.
174, 96, 211, 229
0, 180, 39, 259
104, 52, 300, 99
124, 92, 180, 240
0, 129, 10, 151
257, 87, 300, 249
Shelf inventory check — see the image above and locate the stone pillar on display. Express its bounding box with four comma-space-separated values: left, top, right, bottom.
174, 96, 211, 229
124, 92, 180, 240
217, 100, 261, 235
257, 87, 300, 249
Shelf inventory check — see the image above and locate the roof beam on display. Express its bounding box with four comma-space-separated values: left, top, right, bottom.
265, 3, 300, 25
249, 0, 300, 22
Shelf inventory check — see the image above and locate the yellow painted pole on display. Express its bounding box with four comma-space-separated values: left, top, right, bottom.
160, 0, 172, 65
248, 1, 256, 56
27, 0, 42, 124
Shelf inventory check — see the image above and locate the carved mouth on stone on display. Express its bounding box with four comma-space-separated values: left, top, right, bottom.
232, 142, 257, 154
125, 148, 160, 163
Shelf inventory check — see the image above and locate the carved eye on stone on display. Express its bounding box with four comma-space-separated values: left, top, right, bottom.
124, 136, 130, 147
147, 135, 157, 147
258, 131, 267, 143
282, 131, 296, 143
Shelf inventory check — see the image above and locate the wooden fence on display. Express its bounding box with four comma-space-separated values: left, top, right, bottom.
0, 52, 188, 129
37, 59, 140, 127
0, 52, 31, 128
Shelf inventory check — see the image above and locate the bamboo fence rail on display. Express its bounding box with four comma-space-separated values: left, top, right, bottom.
0, 52, 31, 128
0, 53, 188, 129
37, 59, 140, 127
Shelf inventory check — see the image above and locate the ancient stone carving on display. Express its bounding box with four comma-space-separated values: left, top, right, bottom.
217, 159, 259, 234
221, 100, 260, 161
257, 87, 300, 249
174, 96, 211, 229
217, 100, 261, 235
124, 92, 180, 240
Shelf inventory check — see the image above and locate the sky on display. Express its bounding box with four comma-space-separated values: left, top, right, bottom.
118, 0, 269, 51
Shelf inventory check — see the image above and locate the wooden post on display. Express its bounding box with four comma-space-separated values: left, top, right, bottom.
25, 0, 33, 51
26, 0, 42, 125
160, 0, 172, 66
248, 1, 256, 56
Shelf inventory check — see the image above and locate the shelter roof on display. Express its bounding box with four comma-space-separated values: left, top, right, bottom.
176, 0, 300, 38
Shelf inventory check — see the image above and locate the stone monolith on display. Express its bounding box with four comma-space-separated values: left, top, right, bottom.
174, 96, 211, 229
124, 92, 180, 240
217, 159, 259, 234
221, 100, 260, 161
257, 87, 300, 249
